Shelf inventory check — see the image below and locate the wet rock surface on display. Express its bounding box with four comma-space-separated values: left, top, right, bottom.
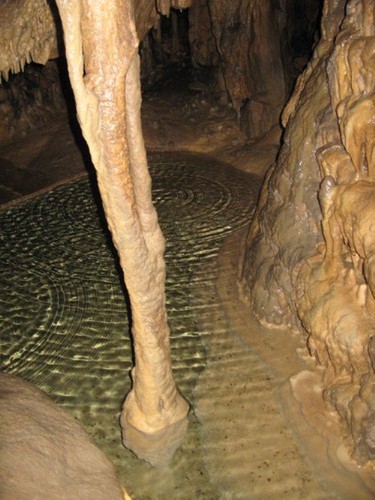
1, 0, 374, 492
241, 0, 375, 468
1, 151, 352, 497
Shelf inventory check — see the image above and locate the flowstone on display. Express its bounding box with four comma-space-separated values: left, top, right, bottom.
241, 0, 375, 467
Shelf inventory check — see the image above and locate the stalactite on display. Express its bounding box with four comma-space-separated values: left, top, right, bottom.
0, 0, 59, 82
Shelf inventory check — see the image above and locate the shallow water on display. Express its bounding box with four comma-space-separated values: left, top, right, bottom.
0, 152, 257, 496
0, 151, 361, 498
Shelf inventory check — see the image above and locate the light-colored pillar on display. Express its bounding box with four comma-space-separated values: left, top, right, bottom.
56, 0, 189, 466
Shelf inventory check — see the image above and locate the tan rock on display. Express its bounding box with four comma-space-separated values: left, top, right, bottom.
241, 0, 375, 465
0, 372, 126, 499
55, 0, 189, 466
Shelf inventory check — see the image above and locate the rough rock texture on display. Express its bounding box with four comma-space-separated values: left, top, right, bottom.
140, 0, 321, 137
134, 0, 192, 43
0, 60, 65, 144
0, 373, 126, 500
188, 0, 219, 68
140, 8, 191, 83
207, 0, 289, 138
0, 0, 322, 143
241, 0, 375, 465
140, 1, 291, 127
55, 0, 189, 466
0, 0, 172, 143
0, 0, 60, 81
0, 0, 187, 81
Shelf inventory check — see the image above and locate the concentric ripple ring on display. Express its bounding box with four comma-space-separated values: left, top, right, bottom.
0, 151, 260, 496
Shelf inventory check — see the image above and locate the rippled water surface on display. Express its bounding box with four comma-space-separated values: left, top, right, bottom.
0, 152, 261, 497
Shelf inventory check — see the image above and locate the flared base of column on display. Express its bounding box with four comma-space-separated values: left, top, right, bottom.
120, 413, 189, 467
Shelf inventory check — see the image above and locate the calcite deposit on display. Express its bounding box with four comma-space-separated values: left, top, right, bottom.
0, 0, 183, 83
188, 0, 219, 68
241, 0, 375, 465
55, 0, 189, 466
2, 0, 373, 481
0, 60, 65, 143
139, 0, 321, 139
207, 0, 288, 138
0, 0, 59, 81
0, 0, 322, 145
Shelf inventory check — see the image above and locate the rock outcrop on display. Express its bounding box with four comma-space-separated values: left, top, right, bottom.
241, 0, 375, 465
1, 0, 322, 142
139, 0, 321, 138
0, 60, 65, 144
0, 373, 126, 500
0, 0, 183, 82
0, 0, 59, 82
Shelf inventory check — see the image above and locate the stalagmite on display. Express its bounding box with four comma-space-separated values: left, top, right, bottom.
55, 0, 189, 466
241, 0, 375, 466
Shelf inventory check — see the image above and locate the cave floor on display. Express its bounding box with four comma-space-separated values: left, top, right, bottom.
0, 70, 373, 498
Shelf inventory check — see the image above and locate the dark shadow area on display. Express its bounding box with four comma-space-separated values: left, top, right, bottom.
55, 57, 94, 174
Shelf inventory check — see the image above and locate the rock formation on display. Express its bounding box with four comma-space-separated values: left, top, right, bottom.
241, 0, 375, 465
3, 0, 372, 475
0, 0, 60, 81
0, 60, 66, 143
207, 0, 289, 138
0, 0, 157, 143
136, 0, 322, 138
0, 372, 127, 499
0, 0, 169, 82
1, 0, 322, 143
55, 0, 189, 466
188, 0, 219, 68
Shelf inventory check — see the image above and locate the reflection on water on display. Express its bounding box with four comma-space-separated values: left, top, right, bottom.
2, 152, 369, 497
0, 152, 259, 497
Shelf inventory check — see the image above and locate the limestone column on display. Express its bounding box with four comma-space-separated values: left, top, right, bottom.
55, 0, 189, 466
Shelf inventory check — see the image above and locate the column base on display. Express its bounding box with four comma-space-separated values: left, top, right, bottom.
120, 413, 189, 467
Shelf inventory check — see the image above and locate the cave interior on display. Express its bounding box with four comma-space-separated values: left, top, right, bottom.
0, 0, 375, 498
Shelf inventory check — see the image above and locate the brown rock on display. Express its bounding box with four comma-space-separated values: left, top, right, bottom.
55, 0, 189, 467
241, 0, 375, 464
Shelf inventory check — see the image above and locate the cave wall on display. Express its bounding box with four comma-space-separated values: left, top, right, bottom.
200, 0, 322, 137
0, 0, 60, 81
0, 0, 322, 142
0, 0, 191, 143
207, 0, 289, 138
140, 8, 191, 84
284, 0, 323, 80
188, 0, 219, 68
140, 0, 322, 138
241, 0, 375, 464
142, 0, 294, 138
146, 0, 322, 139
0, 0, 173, 80
0, 60, 66, 143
